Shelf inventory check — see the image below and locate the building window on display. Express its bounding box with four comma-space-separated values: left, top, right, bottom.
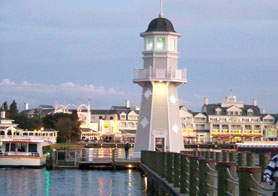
146, 38, 153, 51
156, 37, 165, 51
29, 144, 37, 152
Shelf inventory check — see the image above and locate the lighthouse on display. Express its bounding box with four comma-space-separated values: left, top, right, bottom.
134, 8, 187, 153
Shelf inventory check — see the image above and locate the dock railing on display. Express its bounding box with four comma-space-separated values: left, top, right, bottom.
141, 150, 278, 196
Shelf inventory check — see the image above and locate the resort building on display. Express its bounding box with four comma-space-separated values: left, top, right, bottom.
179, 106, 209, 144
77, 100, 139, 143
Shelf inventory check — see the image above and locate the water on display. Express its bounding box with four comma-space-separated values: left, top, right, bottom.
0, 168, 147, 196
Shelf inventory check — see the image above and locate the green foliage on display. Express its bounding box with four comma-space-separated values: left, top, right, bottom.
42, 112, 81, 143
9, 100, 18, 119
14, 111, 43, 130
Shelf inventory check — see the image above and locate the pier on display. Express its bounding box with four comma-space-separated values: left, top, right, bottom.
47, 148, 140, 170
47, 148, 278, 195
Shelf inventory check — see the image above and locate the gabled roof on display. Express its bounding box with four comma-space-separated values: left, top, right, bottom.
193, 112, 207, 118
202, 104, 261, 116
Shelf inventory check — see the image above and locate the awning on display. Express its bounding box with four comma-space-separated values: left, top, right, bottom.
220, 137, 230, 141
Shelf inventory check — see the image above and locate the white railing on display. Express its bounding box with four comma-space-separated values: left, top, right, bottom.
0, 135, 56, 143
134, 68, 187, 83
0, 151, 40, 157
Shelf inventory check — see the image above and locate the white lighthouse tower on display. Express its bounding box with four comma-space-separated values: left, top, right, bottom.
134, 8, 187, 153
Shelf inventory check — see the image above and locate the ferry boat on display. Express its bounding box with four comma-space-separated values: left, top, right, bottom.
0, 138, 51, 167
236, 141, 278, 154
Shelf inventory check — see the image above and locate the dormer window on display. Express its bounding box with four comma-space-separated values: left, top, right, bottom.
247, 109, 253, 116
215, 108, 221, 115
156, 37, 165, 51
146, 38, 153, 51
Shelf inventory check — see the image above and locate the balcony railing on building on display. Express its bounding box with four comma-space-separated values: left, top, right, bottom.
133, 68, 187, 83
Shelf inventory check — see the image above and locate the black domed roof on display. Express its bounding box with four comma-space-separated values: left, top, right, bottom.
146, 17, 176, 33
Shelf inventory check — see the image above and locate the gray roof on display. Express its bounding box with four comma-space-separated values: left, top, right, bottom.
202, 104, 261, 116
146, 17, 176, 32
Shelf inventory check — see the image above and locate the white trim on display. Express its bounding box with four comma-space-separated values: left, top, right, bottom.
166, 82, 171, 152
149, 82, 154, 151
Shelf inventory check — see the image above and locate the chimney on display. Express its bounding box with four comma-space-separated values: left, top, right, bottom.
204, 97, 209, 105
253, 99, 257, 106
24, 102, 29, 110
261, 109, 266, 114
1, 111, 5, 119
125, 100, 130, 108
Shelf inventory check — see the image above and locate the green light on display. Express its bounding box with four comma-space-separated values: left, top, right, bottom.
47, 152, 51, 157
156, 37, 165, 50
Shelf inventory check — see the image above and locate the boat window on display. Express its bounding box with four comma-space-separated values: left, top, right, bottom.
16, 143, 27, 152
10, 143, 16, 152
5, 143, 9, 152
29, 144, 37, 152
0, 131, 4, 135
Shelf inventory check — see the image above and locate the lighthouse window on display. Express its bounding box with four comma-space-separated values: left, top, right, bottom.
169, 38, 176, 51
146, 38, 153, 51
156, 37, 165, 50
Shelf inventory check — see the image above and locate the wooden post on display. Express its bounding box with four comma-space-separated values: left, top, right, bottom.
217, 162, 237, 196
157, 152, 163, 176
161, 152, 166, 178
199, 159, 216, 196
246, 152, 255, 166
193, 150, 198, 156
205, 151, 210, 159
180, 154, 192, 194
259, 153, 271, 181
216, 152, 221, 162
189, 156, 201, 196
222, 151, 229, 162
238, 166, 261, 196
173, 153, 180, 188
210, 151, 216, 160
166, 152, 174, 183
238, 152, 247, 166
229, 152, 235, 162
275, 178, 278, 196
141, 151, 146, 165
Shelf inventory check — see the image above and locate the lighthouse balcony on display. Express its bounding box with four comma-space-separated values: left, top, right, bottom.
133, 68, 187, 83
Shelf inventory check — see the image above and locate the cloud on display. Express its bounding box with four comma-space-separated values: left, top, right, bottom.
61, 82, 75, 87
0, 79, 126, 109
0, 78, 16, 85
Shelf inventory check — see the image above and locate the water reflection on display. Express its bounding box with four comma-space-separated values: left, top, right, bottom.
0, 168, 146, 196
45, 170, 50, 196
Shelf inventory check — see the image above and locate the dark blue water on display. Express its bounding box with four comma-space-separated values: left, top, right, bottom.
0, 168, 147, 196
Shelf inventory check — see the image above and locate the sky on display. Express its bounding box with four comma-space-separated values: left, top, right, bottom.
0, 0, 278, 113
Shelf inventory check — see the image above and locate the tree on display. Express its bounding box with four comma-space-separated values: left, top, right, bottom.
43, 112, 81, 143
14, 111, 43, 130
1, 101, 9, 118
71, 111, 81, 142
9, 100, 18, 119
55, 117, 73, 143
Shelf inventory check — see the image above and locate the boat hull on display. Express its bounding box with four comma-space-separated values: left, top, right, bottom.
0, 156, 46, 167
